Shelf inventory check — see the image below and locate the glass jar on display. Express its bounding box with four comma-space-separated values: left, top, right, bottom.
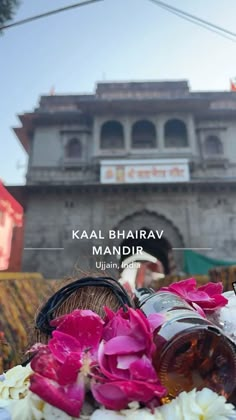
135, 288, 236, 398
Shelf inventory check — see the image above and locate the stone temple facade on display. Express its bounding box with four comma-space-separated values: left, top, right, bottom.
12, 80, 236, 278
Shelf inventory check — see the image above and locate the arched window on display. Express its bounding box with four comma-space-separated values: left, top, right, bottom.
204, 135, 223, 155
100, 121, 124, 149
132, 120, 157, 149
65, 138, 82, 158
164, 119, 188, 147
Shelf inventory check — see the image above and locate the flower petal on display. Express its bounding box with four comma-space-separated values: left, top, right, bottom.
91, 380, 166, 410
104, 336, 146, 355
117, 355, 139, 369
30, 373, 85, 418
129, 356, 158, 381
49, 331, 81, 363
57, 353, 82, 385
198, 282, 223, 295
98, 342, 129, 380
160, 279, 227, 313
30, 348, 60, 381
91, 381, 128, 410
192, 302, 206, 318
147, 314, 165, 333
51, 309, 104, 351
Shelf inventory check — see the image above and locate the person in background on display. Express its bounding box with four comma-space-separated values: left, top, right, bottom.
119, 228, 176, 292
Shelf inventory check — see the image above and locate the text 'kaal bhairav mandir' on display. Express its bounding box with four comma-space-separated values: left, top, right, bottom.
11, 80, 236, 278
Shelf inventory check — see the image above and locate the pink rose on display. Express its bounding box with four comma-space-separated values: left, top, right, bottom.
91, 307, 166, 409
160, 278, 228, 313
92, 380, 166, 411
30, 310, 104, 417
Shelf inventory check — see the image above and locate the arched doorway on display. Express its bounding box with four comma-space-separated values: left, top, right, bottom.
111, 210, 185, 273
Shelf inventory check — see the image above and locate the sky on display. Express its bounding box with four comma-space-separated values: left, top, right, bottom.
1, 0, 236, 185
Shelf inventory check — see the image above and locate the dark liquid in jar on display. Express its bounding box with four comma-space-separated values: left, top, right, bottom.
137, 290, 236, 398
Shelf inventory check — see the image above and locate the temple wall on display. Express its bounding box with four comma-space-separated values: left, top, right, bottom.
22, 187, 236, 278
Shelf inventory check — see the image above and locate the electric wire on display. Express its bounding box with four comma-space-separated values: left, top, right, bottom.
148, 0, 236, 43
2, 0, 236, 45
0, 0, 103, 31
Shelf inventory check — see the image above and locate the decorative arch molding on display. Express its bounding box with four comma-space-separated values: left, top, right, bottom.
112, 209, 184, 247
109, 209, 185, 271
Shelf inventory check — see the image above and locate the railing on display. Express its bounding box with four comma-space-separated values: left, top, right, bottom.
26, 164, 99, 184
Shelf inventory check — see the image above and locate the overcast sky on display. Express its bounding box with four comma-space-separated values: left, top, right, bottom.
2, 0, 236, 185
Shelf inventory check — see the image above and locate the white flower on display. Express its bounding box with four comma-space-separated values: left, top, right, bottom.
42, 401, 76, 419
5, 392, 80, 420
159, 388, 236, 420
159, 399, 183, 419
90, 409, 124, 420
90, 402, 164, 420
124, 408, 164, 420
4, 392, 43, 420
0, 365, 32, 400
209, 291, 236, 344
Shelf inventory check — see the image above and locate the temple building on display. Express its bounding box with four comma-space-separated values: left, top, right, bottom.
12, 80, 236, 278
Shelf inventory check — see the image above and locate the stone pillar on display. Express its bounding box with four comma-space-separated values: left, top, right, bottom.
186, 115, 197, 154
123, 117, 132, 153
92, 117, 101, 157
158, 116, 165, 151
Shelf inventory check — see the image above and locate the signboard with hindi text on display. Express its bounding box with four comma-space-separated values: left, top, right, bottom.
100, 159, 190, 184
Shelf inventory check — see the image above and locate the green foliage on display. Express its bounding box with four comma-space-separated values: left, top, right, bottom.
0, 0, 20, 27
